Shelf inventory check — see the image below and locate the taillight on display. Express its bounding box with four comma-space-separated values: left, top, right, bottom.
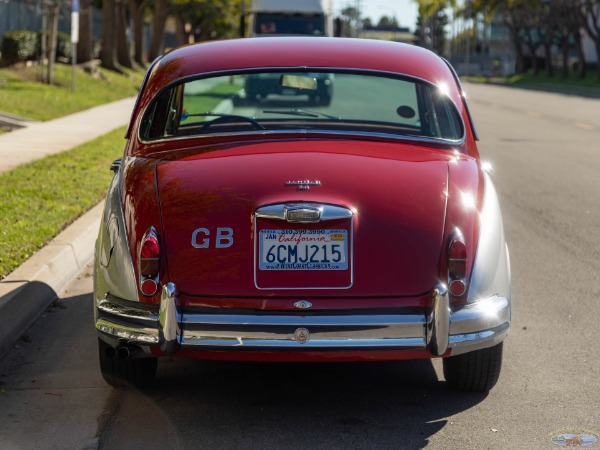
448, 232, 467, 297
139, 227, 160, 296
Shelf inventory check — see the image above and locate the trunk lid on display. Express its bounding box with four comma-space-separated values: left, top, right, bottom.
157, 140, 449, 298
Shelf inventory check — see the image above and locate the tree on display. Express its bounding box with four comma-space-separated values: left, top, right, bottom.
171, 0, 239, 43
101, 0, 121, 71
580, 0, 600, 79
413, 0, 452, 54
45, 0, 60, 84
551, 0, 587, 78
77, 0, 93, 63
148, 0, 170, 60
115, 0, 133, 68
129, 0, 149, 67
536, 1, 557, 77
377, 15, 399, 28
339, 6, 360, 37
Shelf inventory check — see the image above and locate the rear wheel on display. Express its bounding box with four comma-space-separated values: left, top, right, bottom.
443, 342, 503, 392
98, 338, 157, 387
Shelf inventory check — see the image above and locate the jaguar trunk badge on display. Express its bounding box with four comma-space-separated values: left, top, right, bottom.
285, 180, 321, 190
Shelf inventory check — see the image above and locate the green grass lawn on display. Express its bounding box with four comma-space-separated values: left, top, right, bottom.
507, 72, 600, 96
0, 127, 126, 279
0, 63, 144, 121
464, 71, 600, 97
0, 79, 244, 280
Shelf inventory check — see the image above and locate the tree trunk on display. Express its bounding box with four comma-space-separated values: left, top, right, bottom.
575, 35, 586, 79
129, 0, 148, 67
504, 12, 525, 73
175, 15, 187, 47
116, 0, 134, 68
148, 0, 169, 60
581, 0, 600, 79
77, 0, 93, 63
561, 36, 570, 77
101, 0, 122, 71
46, 1, 59, 85
595, 36, 600, 80
530, 43, 540, 75
543, 42, 554, 77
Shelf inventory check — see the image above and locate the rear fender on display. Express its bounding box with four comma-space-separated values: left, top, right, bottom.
467, 173, 511, 303
95, 169, 138, 303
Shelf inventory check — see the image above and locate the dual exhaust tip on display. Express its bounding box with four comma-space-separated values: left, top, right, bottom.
104, 345, 140, 360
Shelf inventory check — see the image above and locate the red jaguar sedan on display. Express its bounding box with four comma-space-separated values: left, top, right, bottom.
94, 37, 511, 392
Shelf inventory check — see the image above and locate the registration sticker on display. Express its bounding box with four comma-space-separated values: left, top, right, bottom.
259, 229, 348, 270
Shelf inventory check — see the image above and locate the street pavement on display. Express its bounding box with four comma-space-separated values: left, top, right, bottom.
0, 97, 136, 358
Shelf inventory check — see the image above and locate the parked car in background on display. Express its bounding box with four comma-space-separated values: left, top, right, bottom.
94, 37, 511, 392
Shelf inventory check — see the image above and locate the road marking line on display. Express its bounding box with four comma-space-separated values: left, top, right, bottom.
575, 122, 594, 131
526, 111, 541, 118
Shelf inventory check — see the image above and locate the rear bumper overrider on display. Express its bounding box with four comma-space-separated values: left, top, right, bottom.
95, 283, 510, 358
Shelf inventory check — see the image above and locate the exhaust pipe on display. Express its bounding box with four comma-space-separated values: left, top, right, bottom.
104, 345, 116, 359
117, 346, 130, 360
104, 344, 143, 360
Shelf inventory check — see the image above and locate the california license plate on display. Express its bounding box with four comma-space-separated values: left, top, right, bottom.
259, 229, 348, 270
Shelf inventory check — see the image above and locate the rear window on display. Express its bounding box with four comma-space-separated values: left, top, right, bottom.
141, 70, 464, 143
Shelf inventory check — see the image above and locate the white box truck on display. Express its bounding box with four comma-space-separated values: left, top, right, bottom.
246, 0, 333, 37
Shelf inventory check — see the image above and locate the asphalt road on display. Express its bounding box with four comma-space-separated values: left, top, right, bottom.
1, 82, 599, 449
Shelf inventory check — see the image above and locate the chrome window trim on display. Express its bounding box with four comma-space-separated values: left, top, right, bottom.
125, 55, 163, 139
138, 129, 465, 148
136, 67, 467, 147
442, 57, 480, 142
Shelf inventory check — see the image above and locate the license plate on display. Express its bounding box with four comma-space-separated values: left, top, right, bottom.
259, 229, 348, 270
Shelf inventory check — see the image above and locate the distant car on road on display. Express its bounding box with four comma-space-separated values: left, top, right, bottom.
94, 37, 511, 392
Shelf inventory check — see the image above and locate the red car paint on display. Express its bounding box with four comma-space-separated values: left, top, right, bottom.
120, 38, 482, 334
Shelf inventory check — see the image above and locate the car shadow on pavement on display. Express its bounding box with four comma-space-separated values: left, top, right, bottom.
0, 280, 59, 359
100, 354, 489, 449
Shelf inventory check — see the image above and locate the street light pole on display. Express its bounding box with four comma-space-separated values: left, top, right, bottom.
71, 0, 79, 92
465, 0, 472, 76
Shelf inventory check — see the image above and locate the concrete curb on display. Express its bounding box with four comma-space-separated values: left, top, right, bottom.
0, 202, 104, 358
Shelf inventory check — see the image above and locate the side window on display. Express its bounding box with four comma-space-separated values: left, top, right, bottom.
142, 84, 183, 140
416, 83, 463, 140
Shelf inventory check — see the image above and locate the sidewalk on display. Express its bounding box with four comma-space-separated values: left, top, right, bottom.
0, 97, 136, 358
0, 97, 136, 174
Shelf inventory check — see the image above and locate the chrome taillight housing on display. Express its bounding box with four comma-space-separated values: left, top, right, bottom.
448, 231, 467, 297
139, 226, 160, 296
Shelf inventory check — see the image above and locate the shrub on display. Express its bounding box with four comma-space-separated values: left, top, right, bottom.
0, 30, 39, 66
56, 32, 73, 61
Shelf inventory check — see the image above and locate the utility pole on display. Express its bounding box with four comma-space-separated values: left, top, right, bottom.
41, 0, 47, 84
465, 0, 472, 76
355, 0, 361, 38
71, 0, 79, 92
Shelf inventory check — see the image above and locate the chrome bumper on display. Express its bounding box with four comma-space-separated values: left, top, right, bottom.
95, 283, 510, 357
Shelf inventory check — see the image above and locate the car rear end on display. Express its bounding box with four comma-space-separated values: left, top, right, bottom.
94, 38, 511, 391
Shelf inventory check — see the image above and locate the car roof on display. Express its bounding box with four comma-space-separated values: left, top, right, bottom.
140, 38, 460, 99
149, 37, 453, 85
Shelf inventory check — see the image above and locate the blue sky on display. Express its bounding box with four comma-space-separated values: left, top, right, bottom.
333, 0, 419, 31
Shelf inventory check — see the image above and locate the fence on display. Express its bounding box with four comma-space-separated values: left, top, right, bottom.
0, 0, 103, 41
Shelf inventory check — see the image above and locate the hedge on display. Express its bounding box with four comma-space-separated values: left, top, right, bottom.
0, 30, 74, 66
